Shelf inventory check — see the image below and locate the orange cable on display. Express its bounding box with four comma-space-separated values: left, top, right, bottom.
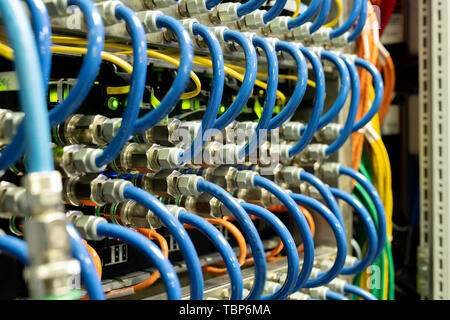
105, 229, 168, 298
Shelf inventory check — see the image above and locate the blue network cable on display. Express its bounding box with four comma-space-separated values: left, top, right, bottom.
23, 0, 52, 91
95, 5, 147, 168
352, 58, 384, 132
288, 47, 325, 158
66, 223, 105, 300
252, 175, 314, 291
205, 0, 222, 10
179, 23, 224, 164
343, 284, 378, 300
0, 226, 106, 300
241, 203, 299, 300
299, 171, 344, 230
96, 222, 182, 300
309, 0, 331, 34
290, 193, 347, 288
347, 0, 368, 42
0, 234, 29, 265
214, 30, 257, 131
237, 0, 267, 17
287, 0, 323, 29
133, 15, 193, 134
0, 0, 55, 173
325, 290, 349, 300
268, 41, 308, 131
263, 0, 288, 24
314, 51, 351, 132
196, 179, 266, 300
0, 0, 104, 172
329, 0, 363, 39
325, 56, 360, 156
122, 185, 203, 300
339, 166, 387, 262
177, 210, 243, 300
330, 188, 377, 274
239, 36, 278, 159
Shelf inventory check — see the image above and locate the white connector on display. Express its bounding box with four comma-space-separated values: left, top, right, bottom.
312, 27, 332, 45
73, 148, 108, 173
95, 1, 124, 26
291, 22, 313, 40
331, 32, 350, 48
136, 10, 164, 33
269, 16, 291, 35
243, 10, 267, 30
214, 2, 241, 24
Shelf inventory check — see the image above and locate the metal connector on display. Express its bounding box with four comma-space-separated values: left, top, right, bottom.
291, 22, 313, 40
95, 0, 124, 26
102, 179, 133, 203
136, 10, 163, 33
2, 112, 24, 141
316, 123, 342, 142
23, 211, 81, 298
327, 278, 347, 293
73, 148, 108, 173
213, 2, 240, 24
243, 9, 267, 30
177, 174, 202, 196
22, 171, 64, 216
317, 162, 341, 179
330, 32, 349, 48
235, 170, 257, 189
66, 211, 107, 241
269, 16, 290, 35
312, 27, 332, 45
165, 204, 185, 219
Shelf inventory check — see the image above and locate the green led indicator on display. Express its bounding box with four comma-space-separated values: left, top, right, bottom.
108, 97, 120, 110
219, 105, 226, 114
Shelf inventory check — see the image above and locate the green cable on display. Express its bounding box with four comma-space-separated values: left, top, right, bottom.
386, 240, 395, 300
354, 180, 384, 299
353, 187, 382, 299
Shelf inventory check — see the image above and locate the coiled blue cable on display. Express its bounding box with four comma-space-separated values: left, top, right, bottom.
352, 58, 384, 132
268, 41, 308, 131
347, 0, 367, 42
252, 175, 314, 291
263, 0, 288, 24
123, 185, 203, 299
299, 171, 344, 230
178, 210, 243, 300
330, 188, 377, 274
23, 0, 52, 91
66, 223, 105, 300
95, 5, 147, 168
314, 51, 351, 132
343, 284, 377, 300
0, 0, 54, 173
325, 56, 360, 156
329, 0, 363, 39
133, 15, 193, 134
325, 290, 349, 300
287, 0, 323, 29
290, 193, 347, 288
309, 0, 331, 34
239, 36, 278, 159
288, 47, 325, 158
214, 30, 257, 131
241, 203, 299, 300
0, 234, 29, 265
179, 23, 224, 164
0, 0, 104, 171
339, 166, 387, 262
196, 179, 266, 300
96, 222, 182, 300
237, 0, 267, 17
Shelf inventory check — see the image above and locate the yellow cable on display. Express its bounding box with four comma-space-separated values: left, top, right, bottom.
324, 0, 342, 28
225, 63, 316, 88
292, 0, 301, 18
0, 42, 13, 60
53, 36, 287, 103
51, 36, 201, 99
